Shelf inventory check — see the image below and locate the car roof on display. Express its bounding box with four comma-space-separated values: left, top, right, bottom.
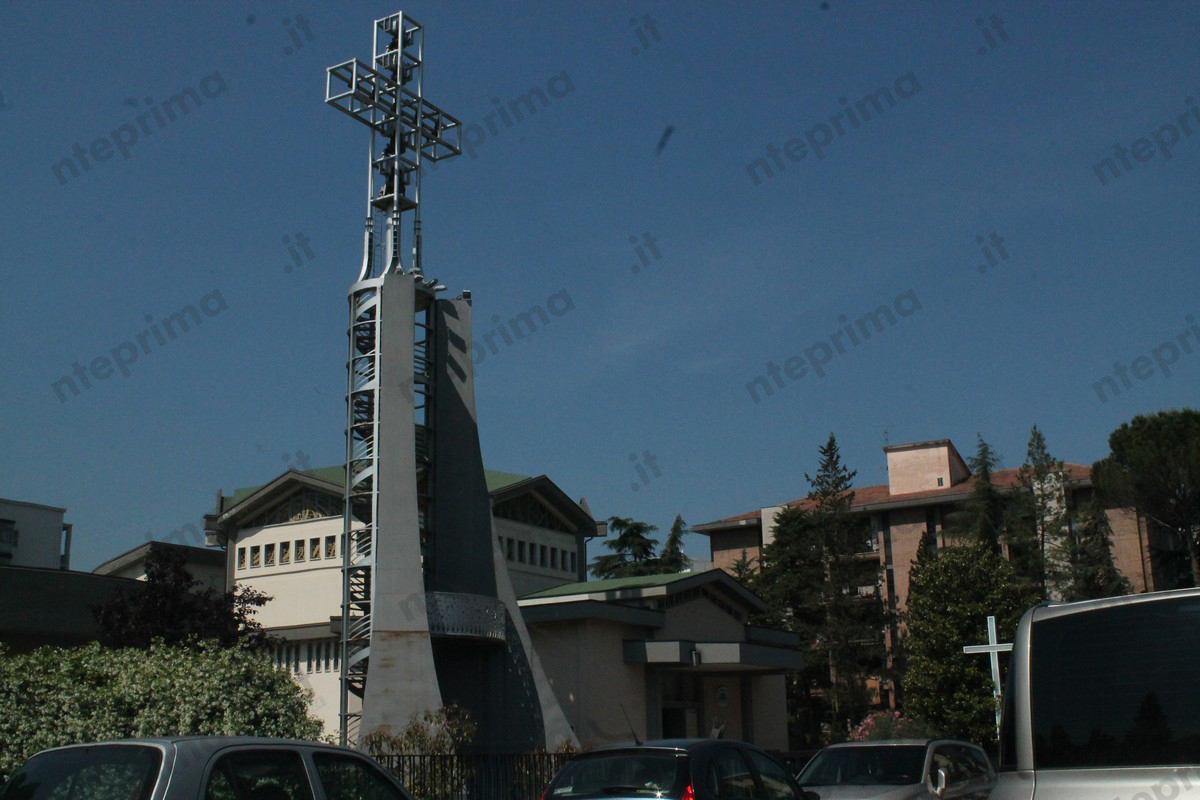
35, 737, 357, 757
1030, 585, 1200, 623
819, 739, 969, 748
589, 738, 749, 754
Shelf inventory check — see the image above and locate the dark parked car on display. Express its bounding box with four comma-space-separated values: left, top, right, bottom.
0, 736, 415, 800
544, 738, 802, 800
795, 739, 995, 800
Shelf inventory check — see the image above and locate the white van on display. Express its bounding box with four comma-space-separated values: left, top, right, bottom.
990, 587, 1200, 800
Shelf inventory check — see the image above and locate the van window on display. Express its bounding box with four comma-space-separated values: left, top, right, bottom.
1030, 595, 1200, 768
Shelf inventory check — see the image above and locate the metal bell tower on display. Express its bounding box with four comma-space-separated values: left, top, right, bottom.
326, 11, 460, 744
326, 10, 575, 753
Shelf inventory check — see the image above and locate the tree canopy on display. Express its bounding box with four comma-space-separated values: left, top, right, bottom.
1056, 500, 1131, 601
657, 515, 693, 574
91, 546, 272, 650
944, 436, 1008, 554
1092, 409, 1200, 586
590, 515, 692, 578
1010, 425, 1129, 601
902, 543, 1039, 744
755, 434, 884, 740
0, 641, 322, 783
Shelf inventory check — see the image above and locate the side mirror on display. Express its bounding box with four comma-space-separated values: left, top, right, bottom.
932, 766, 949, 799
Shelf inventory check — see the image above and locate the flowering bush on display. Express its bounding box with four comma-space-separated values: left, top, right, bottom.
849, 710, 938, 741
0, 641, 323, 783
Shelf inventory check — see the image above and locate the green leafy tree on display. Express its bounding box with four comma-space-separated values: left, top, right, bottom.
902, 544, 1039, 744
1093, 409, 1200, 586
656, 515, 692, 573
590, 516, 660, 578
91, 547, 273, 650
757, 434, 884, 740
0, 641, 322, 783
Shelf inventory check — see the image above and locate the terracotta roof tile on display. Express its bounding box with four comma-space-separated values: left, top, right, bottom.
697, 463, 1092, 531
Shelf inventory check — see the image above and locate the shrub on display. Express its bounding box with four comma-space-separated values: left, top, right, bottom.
0, 641, 322, 783
849, 710, 939, 741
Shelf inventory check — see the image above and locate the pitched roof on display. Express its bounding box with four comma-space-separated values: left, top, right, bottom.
694, 463, 1093, 533
93, 540, 225, 576
519, 568, 766, 613
214, 465, 594, 536
522, 572, 696, 598
225, 465, 532, 509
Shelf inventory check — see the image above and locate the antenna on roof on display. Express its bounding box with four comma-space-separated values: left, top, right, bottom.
881, 424, 897, 477
620, 703, 642, 746
882, 424, 898, 447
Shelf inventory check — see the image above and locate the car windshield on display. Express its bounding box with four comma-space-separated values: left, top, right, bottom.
549, 751, 683, 797
0, 744, 162, 800
797, 745, 926, 787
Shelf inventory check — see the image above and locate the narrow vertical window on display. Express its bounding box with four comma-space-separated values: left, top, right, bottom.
250, 546, 261, 568
237, 547, 246, 570
280, 541, 290, 564
265, 543, 275, 567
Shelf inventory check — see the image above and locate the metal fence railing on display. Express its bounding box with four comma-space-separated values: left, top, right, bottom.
375, 752, 572, 800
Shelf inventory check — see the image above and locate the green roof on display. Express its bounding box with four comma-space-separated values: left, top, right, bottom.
521, 572, 696, 599
227, 465, 532, 510
484, 469, 534, 492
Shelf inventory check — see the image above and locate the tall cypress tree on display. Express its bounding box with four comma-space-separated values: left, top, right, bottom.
1013, 426, 1070, 599
1059, 500, 1131, 601
657, 515, 692, 573
757, 434, 883, 740
946, 436, 1007, 554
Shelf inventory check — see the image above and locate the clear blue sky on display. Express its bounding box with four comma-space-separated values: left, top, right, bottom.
2, 1, 1198, 571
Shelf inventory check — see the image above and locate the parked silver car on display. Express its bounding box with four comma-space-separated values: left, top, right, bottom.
544, 738, 803, 799
795, 739, 995, 800
0, 736, 415, 800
